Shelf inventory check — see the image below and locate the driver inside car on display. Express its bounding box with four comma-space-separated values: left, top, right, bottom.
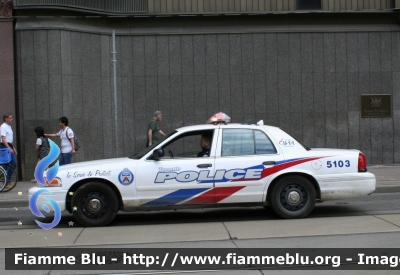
197, 135, 212, 157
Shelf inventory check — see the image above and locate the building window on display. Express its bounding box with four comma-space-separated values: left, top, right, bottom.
296, 0, 322, 10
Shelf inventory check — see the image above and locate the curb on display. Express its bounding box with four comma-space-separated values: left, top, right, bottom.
0, 186, 399, 209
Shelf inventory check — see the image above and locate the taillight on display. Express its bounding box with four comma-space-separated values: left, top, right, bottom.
358, 152, 367, 172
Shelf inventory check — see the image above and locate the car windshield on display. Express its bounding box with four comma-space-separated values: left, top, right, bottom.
130, 131, 177, 159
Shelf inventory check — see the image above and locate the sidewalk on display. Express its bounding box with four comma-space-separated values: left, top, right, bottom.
0, 164, 399, 209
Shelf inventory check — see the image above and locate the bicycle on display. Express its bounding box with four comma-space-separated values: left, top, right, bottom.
0, 148, 18, 192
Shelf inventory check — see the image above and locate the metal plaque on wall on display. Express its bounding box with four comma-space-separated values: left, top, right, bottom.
361, 94, 391, 118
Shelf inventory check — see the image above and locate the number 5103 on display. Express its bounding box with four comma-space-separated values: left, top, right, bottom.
327, 160, 350, 168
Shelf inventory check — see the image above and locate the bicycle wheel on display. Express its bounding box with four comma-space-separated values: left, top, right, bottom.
0, 164, 17, 192
0, 166, 7, 191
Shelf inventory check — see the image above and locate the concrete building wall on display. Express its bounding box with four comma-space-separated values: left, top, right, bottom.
14, 15, 400, 179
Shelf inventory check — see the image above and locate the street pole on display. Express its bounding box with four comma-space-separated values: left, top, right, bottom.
112, 30, 118, 157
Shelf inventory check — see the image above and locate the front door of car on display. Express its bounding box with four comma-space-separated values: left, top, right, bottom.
135, 130, 218, 207
213, 128, 284, 204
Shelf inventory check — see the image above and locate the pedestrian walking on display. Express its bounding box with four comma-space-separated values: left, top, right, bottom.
31, 126, 50, 183
147, 111, 166, 147
0, 113, 17, 186
45, 116, 76, 166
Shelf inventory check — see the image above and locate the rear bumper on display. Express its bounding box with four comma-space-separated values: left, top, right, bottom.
316, 172, 376, 201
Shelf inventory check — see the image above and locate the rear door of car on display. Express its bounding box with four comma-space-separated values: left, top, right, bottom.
213, 126, 284, 203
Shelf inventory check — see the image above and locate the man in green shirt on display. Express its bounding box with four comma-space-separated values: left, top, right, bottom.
147, 111, 166, 147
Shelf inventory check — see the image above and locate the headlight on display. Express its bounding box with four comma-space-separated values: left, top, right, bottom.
36, 177, 62, 187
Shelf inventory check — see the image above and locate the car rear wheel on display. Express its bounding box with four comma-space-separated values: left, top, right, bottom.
71, 182, 119, 227
269, 175, 316, 219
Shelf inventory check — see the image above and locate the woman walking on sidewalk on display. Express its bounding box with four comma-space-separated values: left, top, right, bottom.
31, 127, 50, 183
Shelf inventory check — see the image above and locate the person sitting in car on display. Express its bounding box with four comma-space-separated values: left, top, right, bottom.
197, 135, 212, 157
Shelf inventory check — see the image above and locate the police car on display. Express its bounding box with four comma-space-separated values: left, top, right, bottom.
28, 113, 376, 227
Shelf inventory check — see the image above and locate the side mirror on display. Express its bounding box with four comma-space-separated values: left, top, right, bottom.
151, 149, 164, 160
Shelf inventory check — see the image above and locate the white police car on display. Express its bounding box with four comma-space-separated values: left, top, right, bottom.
28, 113, 376, 227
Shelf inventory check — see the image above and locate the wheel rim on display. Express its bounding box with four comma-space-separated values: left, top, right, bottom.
279, 184, 309, 211
81, 192, 109, 219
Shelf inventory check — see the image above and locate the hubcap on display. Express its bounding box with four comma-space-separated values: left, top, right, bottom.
279, 184, 309, 211
287, 191, 301, 204
88, 199, 101, 212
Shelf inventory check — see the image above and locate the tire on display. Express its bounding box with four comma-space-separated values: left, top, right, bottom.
269, 175, 316, 219
0, 164, 18, 192
71, 182, 119, 227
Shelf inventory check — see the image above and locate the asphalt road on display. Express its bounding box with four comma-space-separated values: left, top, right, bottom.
1, 193, 399, 228
1, 193, 400, 275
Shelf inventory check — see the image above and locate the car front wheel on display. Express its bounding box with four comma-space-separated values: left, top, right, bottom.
71, 182, 119, 227
269, 175, 316, 219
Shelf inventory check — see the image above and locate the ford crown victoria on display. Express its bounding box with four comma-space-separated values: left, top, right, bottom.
28, 113, 376, 227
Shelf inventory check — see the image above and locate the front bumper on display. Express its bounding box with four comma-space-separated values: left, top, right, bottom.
28, 186, 67, 212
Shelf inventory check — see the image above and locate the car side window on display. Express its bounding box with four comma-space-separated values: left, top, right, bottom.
222, 129, 277, 156
255, 130, 277, 154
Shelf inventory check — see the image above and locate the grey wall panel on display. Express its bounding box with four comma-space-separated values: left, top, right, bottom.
347, 72, 359, 111
158, 76, 171, 118
219, 74, 231, 114
394, 111, 400, 162
170, 75, 184, 128
324, 33, 335, 72
278, 112, 291, 134
100, 35, 110, 77
289, 33, 301, 73
21, 76, 36, 120
369, 72, 382, 95
205, 35, 218, 76
133, 76, 147, 150
145, 36, 157, 77
194, 75, 207, 123
265, 34, 277, 73
335, 33, 346, 73
347, 33, 358, 72
90, 35, 101, 77
336, 73, 347, 112
229, 34, 242, 75
360, 117, 371, 162
35, 75, 50, 119
302, 112, 314, 147
121, 77, 134, 154
133, 36, 145, 77
278, 73, 290, 113
48, 74, 63, 118
371, 118, 383, 163
290, 73, 301, 113
325, 73, 336, 112
326, 112, 337, 148
312, 34, 324, 73
381, 71, 392, 94
230, 74, 243, 121
34, 30, 48, 76
369, 33, 381, 72
81, 33, 91, 77
182, 35, 194, 76
291, 112, 303, 141
381, 32, 392, 72
60, 31, 71, 76
182, 75, 196, 121
157, 36, 169, 76
254, 74, 266, 114
101, 77, 114, 159
277, 34, 289, 73
241, 34, 254, 74
120, 36, 133, 77
242, 74, 255, 123
206, 73, 220, 117
253, 34, 266, 74
266, 73, 278, 113
193, 35, 206, 75
392, 33, 400, 72
217, 34, 230, 74
70, 32, 82, 76
382, 117, 394, 163
47, 31, 61, 75
170, 36, 182, 76
337, 112, 348, 149
145, 76, 158, 114
302, 73, 313, 112
348, 111, 360, 150
393, 72, 400, 121
358, 32, 369, 72
301, 34, 312, 73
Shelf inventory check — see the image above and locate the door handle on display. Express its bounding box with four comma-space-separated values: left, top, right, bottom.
262, 161, 276, 165
197, 164, 212, 168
